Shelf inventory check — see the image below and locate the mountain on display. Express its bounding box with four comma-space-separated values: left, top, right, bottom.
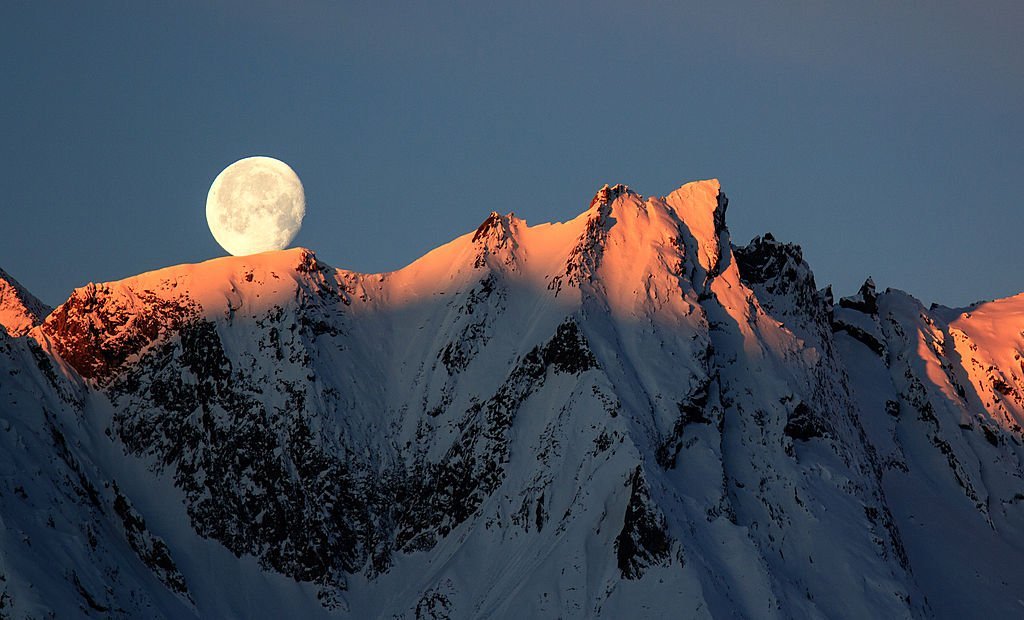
0, 267, 50, 337
2, 179, 1023, 618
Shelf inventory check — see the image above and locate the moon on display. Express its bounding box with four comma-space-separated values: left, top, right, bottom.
206, 156, 306, 256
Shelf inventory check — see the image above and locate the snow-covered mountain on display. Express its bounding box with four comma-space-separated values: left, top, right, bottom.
2, 179, 1023, 618
0, 267, 50, 338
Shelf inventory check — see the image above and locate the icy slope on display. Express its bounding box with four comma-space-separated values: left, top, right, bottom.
0, 178, 1022, 617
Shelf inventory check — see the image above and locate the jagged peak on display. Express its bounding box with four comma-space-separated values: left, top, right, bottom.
469, 211, 521, 271
586, 179, 724, 224
471, 211, 522, 244
35, 178, 741, 326
472, 212, 502, 242
839, 277, 879, 315
394, 179, 735, 299
821, 284, 834, 307
294, 248, 327, 273
0, 266, 51, 337
733, 230, 831, 343
733, 233, 809, 286
588, 183, 634, 212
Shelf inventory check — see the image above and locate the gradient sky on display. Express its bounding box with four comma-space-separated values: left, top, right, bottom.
2, 1, 1021, 307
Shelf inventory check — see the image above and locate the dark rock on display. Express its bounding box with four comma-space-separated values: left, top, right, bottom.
656, 381, 712, 469
472, 212, 502, 243
991, 376, 1016, 397
112, 484, 190, 598
615, 467, 672, 579
832, 319, 886, 357
784, 402, 828, 441
541, 320, 597, 375
839, 278, 878, 315
982, 425, 1000, 447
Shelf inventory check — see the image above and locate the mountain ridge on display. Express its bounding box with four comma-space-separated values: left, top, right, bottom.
0, 266, 51, 337
1, 179, 1023, 618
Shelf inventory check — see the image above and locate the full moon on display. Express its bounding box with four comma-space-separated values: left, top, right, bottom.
206, 156, 306, 256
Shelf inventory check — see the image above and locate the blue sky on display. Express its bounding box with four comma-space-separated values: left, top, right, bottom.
2, 2, 1021, 306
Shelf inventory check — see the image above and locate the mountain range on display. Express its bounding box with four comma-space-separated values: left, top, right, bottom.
1, 179, 1023, 618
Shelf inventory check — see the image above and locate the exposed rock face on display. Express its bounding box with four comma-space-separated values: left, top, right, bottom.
734, 232, 833, 345
41, 283, 200, 382
615, 467, 673, 579
839, 277, 879, 315
2, 179, 1024, 618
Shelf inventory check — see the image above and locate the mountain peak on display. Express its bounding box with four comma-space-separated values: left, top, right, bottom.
472, 211, 504, 242
470, 211, 521, 270
661, 178, 728, 277
663, 178, 724, 226
0, 267, 51, 337
472, 211, 520, 244
839, 276, 879, 315
588, 183, 634, 212
36, 247, 343, 382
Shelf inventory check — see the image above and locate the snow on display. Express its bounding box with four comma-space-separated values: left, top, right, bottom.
946, 293, 1024, 431
838, 289, 1024, 618
0, 178, 1022, 618
0, 267, 50, 337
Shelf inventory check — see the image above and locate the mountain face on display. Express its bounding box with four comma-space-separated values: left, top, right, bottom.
2, 179, 1024, 618
0, 268, 50, 338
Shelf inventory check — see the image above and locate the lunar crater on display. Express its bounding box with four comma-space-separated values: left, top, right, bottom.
206, 156, 306, 256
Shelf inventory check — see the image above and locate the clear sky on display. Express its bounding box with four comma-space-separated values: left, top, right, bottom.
2, 1, 1021, 307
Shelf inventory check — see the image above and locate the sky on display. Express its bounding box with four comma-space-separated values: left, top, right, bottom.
1, 1, 1022, 307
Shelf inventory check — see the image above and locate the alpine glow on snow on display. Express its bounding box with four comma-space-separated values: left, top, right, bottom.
1, 180, 1023, 618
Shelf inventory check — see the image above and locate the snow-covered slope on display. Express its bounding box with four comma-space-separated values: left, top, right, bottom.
834, 285, 1024, 618
0, 267, 50, 337
2, 179, 1023, 618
